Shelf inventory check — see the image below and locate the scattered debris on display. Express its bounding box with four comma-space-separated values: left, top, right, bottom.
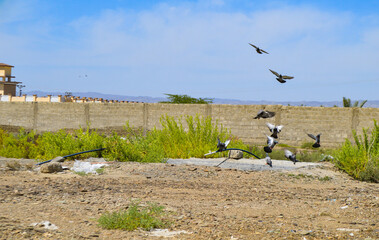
340, 206, 349, 209
297, 229, 312, 235
148, 229, 192, 237
31, 221, 58, 230
72, 160, 108, 174
336, 228, 360, 232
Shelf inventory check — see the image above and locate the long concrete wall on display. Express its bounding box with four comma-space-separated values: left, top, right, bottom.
0, 102, 378, 148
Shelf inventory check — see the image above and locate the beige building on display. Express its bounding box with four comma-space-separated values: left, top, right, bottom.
0, 63, 21, 96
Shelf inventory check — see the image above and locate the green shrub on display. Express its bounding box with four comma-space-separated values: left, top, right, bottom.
155, 115, 252, 159
102, 124, 165, 163
0, 129, 38, 159
98, 201, 171, 231
333, 120, 379, 182
34, 128, 105, 160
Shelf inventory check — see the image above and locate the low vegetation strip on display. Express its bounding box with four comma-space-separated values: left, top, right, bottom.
0, 115, 377, 182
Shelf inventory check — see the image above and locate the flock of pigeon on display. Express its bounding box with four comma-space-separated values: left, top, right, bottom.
248, 43, 294, 83
249, 43, 321, 167
210, 108, 322, 168
206, 44, 322, 168
254, 109, 321, 167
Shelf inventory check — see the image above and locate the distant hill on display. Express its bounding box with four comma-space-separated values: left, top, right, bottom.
25, 91, 379, 108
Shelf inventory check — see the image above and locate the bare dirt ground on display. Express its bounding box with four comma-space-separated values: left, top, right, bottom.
0, 158, 378, 240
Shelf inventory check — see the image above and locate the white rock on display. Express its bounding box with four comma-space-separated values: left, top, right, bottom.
149, 229, 192, 237
31, 221, 58, 230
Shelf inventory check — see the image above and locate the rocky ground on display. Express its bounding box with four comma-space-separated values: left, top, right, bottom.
0, 157, 378, 239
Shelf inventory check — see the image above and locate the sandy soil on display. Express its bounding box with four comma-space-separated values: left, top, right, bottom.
0, 158, 378, 240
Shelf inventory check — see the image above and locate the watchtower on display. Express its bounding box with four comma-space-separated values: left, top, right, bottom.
0, 63, 21, 96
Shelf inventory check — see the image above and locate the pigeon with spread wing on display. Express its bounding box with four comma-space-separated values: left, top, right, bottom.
269, 69, 294, 83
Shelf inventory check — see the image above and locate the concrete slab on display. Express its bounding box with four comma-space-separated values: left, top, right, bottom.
166, 158, 322, 171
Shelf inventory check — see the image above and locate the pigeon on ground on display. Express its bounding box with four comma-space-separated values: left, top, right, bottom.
248, 43, 269, 54
217, 137, 230, 152
284, 149, 299, 164
265, 153, 273, 167
264, 135, 278, 153
269, 69, 294, 83
266, 123, 283, 139
254, 110, 276, 119
307, 133, 321, 148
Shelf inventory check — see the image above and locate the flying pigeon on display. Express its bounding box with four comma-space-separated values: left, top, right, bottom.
265, 153, 273, 167
269, 69, 294, 83
266, 123, 283, 139
254, 110, 276, 119
264, 135, 278, 153
248, 43, 269, 54
307, 133, 321, 148
217, 137, 230, 152
204, 137, 231, 156
284, 149, 299, 164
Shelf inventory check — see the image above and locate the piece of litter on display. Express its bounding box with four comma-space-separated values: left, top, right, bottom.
336, 228, 359, 232
149, 229, 192, 237
31, 221, 58, 230
340, 206, 348, 209
72, 160, 108, 174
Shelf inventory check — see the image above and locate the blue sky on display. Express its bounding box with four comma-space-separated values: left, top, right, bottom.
1, 0, 378, 101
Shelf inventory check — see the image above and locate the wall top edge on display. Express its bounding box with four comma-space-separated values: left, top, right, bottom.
0, 102, 377, 110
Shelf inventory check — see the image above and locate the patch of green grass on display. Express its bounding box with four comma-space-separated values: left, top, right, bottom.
277, 143, 296, 148
318, 176, 332, 181
287, 174, 331, 181
96, 168, 105, 174
300, 142, 315, 149
98, 201, 171, 231
287, 173, 314, 179
74, 171, 88, 177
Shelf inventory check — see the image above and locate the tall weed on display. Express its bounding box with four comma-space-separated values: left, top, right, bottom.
334, 120, 379, 182
155, 115, 251, 158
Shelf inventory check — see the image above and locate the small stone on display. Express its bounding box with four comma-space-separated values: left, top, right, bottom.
51, 156, 65, 163
229, 150, 243, 159
40, 162, 63, 173
298, 230, 311, 235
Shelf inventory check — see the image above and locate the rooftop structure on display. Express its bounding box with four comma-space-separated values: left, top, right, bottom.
0, 63, 21, 96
